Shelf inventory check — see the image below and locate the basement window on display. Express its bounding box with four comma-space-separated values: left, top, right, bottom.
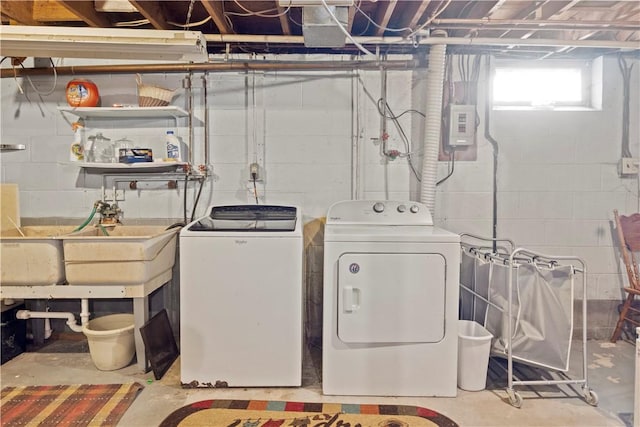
492, 58, 602, 110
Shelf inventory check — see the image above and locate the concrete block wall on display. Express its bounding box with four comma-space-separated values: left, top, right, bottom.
430, 56, 640, 339
1, 54, 638, 340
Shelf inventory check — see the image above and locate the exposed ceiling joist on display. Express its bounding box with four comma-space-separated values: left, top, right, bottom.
128, 0, 171, 30
347, 4, 356, 32
498, 0, 554, 38
406, 0, 431, 30
33, 0, 81, 22
519, 1, 584, 40
486, 0, 509, 18
0, 1, 39, 25
57, 0, 111, 27
547, 0, 583, 20
0, 0, 636, 58
374, 0, 398, 37
277, 5, 291, 35
201, 0, 232, 34
616, 3, 640, 20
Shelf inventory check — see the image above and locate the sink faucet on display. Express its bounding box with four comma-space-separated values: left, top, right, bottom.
95, 200, 122, 225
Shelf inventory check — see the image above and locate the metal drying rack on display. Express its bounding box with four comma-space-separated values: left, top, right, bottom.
459, 233, 598, 408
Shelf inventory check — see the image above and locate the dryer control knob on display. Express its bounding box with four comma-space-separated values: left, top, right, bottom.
410, 205, 420, 213
373, 202, 385, 213
397, 204, 407, 213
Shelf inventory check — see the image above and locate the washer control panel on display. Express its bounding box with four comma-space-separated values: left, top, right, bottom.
327, 200, 433, 226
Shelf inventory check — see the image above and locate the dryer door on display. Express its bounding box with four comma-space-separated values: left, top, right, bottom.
337, 252, 446, 343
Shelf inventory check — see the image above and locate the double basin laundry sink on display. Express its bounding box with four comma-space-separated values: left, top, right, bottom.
1, 225, 178, 286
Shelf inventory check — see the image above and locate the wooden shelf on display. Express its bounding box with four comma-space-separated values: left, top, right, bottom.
58, 106, 188, 119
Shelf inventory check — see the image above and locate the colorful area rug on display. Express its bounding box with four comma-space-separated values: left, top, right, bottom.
0, 383, 143, 426
159, 399, 458, 427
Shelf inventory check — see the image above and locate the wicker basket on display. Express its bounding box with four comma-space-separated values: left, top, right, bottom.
136, 74, 176, 107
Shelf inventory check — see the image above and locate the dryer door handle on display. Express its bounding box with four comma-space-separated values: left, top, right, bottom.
343, 286, 360, 312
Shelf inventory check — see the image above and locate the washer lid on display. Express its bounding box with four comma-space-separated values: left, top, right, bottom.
188, 205, 297, 232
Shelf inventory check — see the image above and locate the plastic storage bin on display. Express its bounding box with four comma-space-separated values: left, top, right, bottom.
458, 319, 493, 391
83, 313, 135, 371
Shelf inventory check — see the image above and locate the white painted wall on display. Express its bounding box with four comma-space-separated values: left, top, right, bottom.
1, 54, 638, 306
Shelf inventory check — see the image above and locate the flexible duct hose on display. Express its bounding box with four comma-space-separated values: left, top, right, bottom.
420, 40, 447, 216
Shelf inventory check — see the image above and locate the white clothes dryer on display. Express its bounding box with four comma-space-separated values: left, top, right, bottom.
322, 200, 460, 397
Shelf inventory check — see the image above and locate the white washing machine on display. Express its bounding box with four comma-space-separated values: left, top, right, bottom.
180, 205, 303, 387
323, 200, 460, 397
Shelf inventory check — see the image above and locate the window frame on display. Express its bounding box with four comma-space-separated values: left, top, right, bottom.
491, 58, 600, 111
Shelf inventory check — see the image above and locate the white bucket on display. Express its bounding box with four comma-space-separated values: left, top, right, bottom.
83, 313, 135, 371
458, 319, 493, 391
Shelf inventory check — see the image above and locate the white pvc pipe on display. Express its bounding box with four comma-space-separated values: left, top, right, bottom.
44, 311, 52, 340
16, 299, 90, 334
420, 40, 447, 215
17, 310, 84, 333
80, 299, 90, 327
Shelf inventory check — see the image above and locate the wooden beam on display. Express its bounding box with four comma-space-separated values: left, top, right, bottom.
347, 4, 356, 32
519, 1, 581, 40
33, 0, 80, 22
374, 0, 398, 37
407, 0, 431, 30
498, 0, 554, 38
277, 4, 291, 35
201, 0, 232, 34
128, 0, 170, 30
623, 30, 640, 42
616, 3, 640, 20
486, 0, 508, 18
1, 0, 39, 25
549, 0, 583, 20
57, 0, 111, 27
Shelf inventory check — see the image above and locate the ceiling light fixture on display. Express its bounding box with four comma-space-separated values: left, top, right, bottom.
0, 25, 208, 62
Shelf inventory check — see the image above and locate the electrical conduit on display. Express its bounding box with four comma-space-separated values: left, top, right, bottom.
420, 35, 447, 216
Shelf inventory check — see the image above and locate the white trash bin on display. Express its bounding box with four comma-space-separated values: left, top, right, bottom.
458, 319, 493, 391
83, 313, 135, 371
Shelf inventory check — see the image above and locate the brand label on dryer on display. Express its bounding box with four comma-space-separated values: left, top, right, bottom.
349, 263, 360, 274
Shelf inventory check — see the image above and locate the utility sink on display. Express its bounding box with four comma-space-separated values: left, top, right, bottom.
1, 226, 77, 286
62, 225, 179, 286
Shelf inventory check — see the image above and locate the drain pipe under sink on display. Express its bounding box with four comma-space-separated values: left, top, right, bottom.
420, 33, 447, 216
16, 299, 90, 334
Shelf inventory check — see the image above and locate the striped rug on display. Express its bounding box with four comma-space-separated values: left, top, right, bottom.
159, 399, 459, 427
0, 383, 143, 426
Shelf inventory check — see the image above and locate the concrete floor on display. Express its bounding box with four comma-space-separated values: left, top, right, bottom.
0, 336, 635, 427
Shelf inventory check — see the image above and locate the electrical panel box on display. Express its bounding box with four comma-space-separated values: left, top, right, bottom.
448, 105, 476, 147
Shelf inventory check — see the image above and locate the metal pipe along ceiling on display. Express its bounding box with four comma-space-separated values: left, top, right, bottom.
205, 34, 639, 49
1, 34, 638, 79
0, 60, 420, 78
